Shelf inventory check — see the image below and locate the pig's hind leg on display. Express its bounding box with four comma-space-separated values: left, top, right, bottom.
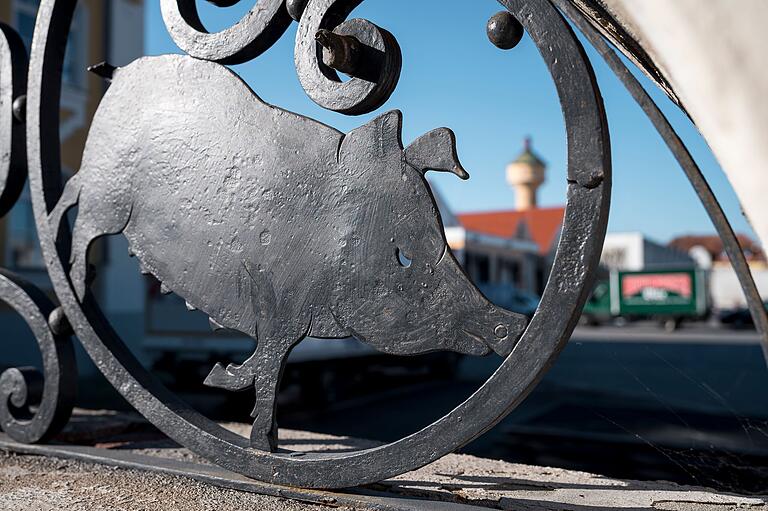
48, 171, 84, 237
68, 180, 132, 301
47, 171, 129, 300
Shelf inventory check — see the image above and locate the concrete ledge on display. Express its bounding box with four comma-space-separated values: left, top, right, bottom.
1, 411, 766, 510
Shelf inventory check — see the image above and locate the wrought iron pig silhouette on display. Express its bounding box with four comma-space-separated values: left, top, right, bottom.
49, 55, 528, 451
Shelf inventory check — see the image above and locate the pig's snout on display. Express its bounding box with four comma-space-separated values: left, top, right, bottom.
457, 304, 528, 358
486, 306, 528, 356
434, 254, 529, 358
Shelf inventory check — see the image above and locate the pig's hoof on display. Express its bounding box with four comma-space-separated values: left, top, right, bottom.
250, 428, 278, 452
203, 362, 253, 392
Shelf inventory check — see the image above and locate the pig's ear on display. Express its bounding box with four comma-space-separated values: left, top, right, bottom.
338, 110, 404, 163
405, 128, 469, 180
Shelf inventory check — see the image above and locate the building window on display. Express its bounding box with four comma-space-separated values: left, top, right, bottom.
466, 253, 491, 284
13, 0, 38, 48
6, 185, 44, 270
62, 7, 87, 89
499, 260, 521, 287
6, 0, 88, 270
14, 1, 37, 49
14, 0, 87, 89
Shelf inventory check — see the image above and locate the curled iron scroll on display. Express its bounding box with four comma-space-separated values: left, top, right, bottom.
294, 0, 402, 114
0, 23, 75, 444
27, 0, 609, 487
0, 271, 77, 444
159, 0, 291, 64
160, 0, 402, 115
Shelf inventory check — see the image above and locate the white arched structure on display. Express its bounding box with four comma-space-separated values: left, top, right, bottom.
574, 0, 768, 247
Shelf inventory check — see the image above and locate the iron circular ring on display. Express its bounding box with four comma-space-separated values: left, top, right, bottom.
26, 0, 609, 488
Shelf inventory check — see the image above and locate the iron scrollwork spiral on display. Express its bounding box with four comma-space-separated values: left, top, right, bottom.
0, 22, 76, 445
160, 0, 291, 64
162, 0, 403, 115
294, 0, 402, 114
0, 271, 77, 444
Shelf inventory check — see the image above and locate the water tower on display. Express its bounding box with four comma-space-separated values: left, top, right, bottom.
506, 137, 546, 211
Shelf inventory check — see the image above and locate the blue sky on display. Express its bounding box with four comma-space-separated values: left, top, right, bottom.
144, 1, 755, 244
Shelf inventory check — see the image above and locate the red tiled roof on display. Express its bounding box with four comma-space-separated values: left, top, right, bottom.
457, 206, 565, 255
669, 234, 766, 262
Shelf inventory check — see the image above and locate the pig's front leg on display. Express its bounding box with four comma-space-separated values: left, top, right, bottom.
248, 343, 293, 452
204, 351, 259, 391
206, 331, 303, 452
205, 301, 310, 451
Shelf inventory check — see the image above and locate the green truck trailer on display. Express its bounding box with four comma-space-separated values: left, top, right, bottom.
582, 268, 708, 330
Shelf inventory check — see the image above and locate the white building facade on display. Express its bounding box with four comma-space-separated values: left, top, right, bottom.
600, 232, 694, 271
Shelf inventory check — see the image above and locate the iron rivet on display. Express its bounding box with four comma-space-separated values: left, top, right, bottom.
205, 0, 241, 7
486, 11, 524, 50
48, 306, 73, 337
286, 0, 308, 22
494, 324, 508, 339
12, 95, 26, 123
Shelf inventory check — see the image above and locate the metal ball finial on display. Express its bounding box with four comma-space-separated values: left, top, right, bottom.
48, 306, 73, 337
12, 95, 26, 123
205, 0, 241, 6
487, 11, 524, 50
286, 0, 308, 21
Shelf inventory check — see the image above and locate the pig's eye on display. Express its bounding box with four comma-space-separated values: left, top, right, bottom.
396, 247, 412, 268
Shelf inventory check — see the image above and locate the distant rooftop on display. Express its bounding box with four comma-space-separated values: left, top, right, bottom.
457, 206, 565, 255
669, 234, 766, 262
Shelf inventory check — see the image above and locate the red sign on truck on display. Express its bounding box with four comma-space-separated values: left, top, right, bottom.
621, 272, 693, 300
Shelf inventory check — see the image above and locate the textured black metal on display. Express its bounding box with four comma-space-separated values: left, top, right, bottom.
554, 0, 768, 365
48, 306, 73, 337
9, 0, 767, 492
315, 28, 361, 75
11, 94, 25, 123
23, 0, 609, 488
206, 0, 242, 8
0, 22, 27, 218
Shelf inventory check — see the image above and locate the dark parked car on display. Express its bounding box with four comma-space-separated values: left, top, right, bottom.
718, 301, 768, 328
477, 283, 540, 317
